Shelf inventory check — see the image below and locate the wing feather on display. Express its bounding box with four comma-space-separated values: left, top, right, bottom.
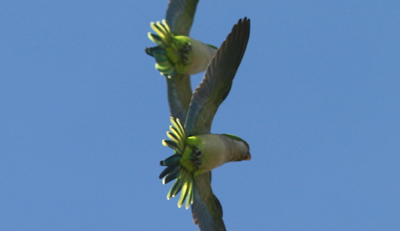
166, 0, 199, 36
166, 74, 192, 122
191, 172, 226, 231
165, 0, 199, 120
185, 18, 250, 136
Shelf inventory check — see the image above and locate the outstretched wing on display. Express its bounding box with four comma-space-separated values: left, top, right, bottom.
166, 0, 199, 36
188, 17, 251, 230
185, 17, 250, 136
166, 74, 192, 122
192, 172, 226, 231
164, 0, 199, 121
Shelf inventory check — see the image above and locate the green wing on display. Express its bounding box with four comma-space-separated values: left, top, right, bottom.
166, 74, 192, 122
187, 17, 250, 230
192, 172, 226, 231
164, 0, 199, 122
166, 0, 199, 36
184, 17, 251, 136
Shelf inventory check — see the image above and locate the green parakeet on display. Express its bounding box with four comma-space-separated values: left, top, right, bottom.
145, 0, 217, 123
159, 17, 251, 231
146, 20, 217, 78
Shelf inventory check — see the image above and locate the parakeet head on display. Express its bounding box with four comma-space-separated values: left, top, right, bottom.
222, 134, 251, 161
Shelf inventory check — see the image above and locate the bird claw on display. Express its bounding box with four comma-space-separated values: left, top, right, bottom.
192, 159, 202, 167
182, 43, 192, 53
182, 53, 189, 64
193, 149, 202, 158
180, 43, 192, 64
190, 149, 202, 167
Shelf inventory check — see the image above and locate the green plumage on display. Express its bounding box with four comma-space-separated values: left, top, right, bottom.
146, 19, 218, 79
146, 20, 192, 78
160, 117, 195, 209
160, 116, 251, 210
153, 11, 251, 230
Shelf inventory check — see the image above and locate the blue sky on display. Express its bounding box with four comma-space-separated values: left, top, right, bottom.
1, 1, 399, 230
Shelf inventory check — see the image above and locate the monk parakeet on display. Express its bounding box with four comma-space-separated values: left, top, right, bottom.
146, 20, 217, 77
145, 0, 217, 122
159, 17, 251, 231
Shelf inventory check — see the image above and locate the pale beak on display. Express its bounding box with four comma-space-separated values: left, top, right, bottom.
244, 152, 251, 160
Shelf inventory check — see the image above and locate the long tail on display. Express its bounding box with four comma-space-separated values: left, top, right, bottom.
159, 117, 195, 209
146, 20, 176, 77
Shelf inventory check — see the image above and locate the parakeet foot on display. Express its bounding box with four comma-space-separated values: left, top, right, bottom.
190, 148, 202, 167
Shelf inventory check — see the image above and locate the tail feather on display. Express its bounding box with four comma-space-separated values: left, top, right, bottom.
150, 20, 173, 46
160, 117, 195, 209
145, 20, 178, 78
145, 46, 166, 57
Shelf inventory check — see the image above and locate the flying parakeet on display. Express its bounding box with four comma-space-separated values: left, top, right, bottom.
159, 17, 251, 231
145, 0, 218, 122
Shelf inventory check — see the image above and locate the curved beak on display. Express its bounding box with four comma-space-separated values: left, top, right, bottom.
243, 152, 251, 161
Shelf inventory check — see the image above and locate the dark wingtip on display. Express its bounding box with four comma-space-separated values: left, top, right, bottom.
145, 47, 153, 56
239, 17, 250, 24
